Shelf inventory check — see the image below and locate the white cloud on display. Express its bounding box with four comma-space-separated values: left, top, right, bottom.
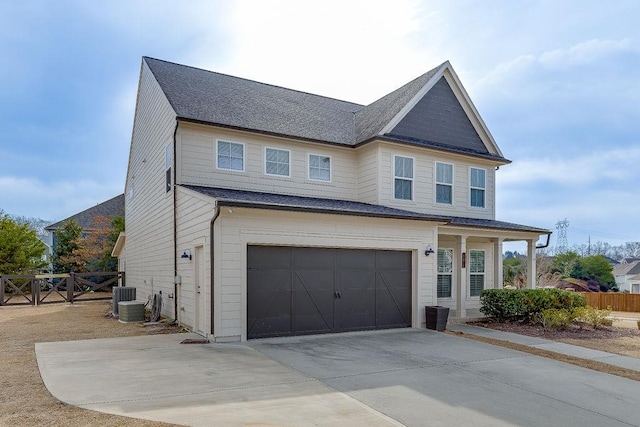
216, 0, 439, 104
539, 39, 633, 69
497, 147, 640, 186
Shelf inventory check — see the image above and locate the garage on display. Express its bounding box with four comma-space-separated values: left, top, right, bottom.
247, 246, 412, 339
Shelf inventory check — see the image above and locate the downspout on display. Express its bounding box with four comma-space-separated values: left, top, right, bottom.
172, 120, 179, 323
536, 233, 552, 249
210, 203, 221, 336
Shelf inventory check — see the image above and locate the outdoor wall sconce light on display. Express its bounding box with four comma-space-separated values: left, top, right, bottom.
181, 249, 192, 260
424, 245, 435, 256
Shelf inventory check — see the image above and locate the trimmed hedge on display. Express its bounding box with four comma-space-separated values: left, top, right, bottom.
480, 288, 586, 323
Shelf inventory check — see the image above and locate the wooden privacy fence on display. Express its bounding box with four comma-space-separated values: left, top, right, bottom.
0, 272, 125, 306
582, 292, 640, 312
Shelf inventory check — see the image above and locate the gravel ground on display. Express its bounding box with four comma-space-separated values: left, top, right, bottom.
0, 300, 183, 427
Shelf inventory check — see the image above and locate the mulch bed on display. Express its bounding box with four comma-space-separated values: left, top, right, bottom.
469, 319, 640, 340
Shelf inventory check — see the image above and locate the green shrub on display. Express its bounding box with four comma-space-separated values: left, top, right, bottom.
479, 289, 524, 322
538, 308, 575, 330
573, 306, 611, 329
480, 288, 586, 323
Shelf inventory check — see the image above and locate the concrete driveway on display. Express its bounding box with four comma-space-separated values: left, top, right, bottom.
36, 329, 640, 426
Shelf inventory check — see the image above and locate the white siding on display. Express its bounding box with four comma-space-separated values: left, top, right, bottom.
356, 143, 379, 204
377, 142, 496, 220
124, 60, 177, 318
175, 187, 216, 331
177, 124, 358, 200
213, 207, 438, 341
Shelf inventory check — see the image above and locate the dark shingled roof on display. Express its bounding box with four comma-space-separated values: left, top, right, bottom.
183, 186, 549, 234
145, 57, 362, 145
183, 185, 448, 222
447, 216, 549, 233
45, 194, 124, 231
143, 57, 509, 163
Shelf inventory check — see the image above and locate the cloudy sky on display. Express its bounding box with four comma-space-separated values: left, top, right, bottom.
1, 0, 639, 251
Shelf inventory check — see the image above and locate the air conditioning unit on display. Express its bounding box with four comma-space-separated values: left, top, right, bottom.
118, 301, 145, 323
113, 287, 136, 316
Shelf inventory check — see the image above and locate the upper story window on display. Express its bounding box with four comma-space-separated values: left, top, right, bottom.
265, 147, 290, 177
217, 140, 244, 172
469, 249, 485, 297
165, 143, 172, 193
470, 167, 486, 208
437, 248, 453, 298
308, 154, 331, 181
394, 155, 413, 200
436, 162, 453, 204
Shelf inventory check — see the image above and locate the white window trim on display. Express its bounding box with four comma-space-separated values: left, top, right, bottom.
435, 161, 454, 205
468, 249, 485, 298
469, 166, 486, 209
393, 155, 415, 201
308, 153, 332, 182
216, 139, 245, 172
437, 248, 454, 300
264, 146, 291, 178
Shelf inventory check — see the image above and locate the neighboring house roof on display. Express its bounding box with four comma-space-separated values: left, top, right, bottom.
622, 257, 640, 264
45, 194, 124, 231
557, 278, 593, 292
144, 57, 509, 163
613, 260, 640, 276
183, 185, 549, 234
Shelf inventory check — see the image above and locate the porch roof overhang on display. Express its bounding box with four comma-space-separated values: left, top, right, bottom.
438, 217, 551, 243
181, 186, 551, 241
183, 185, 450, 223
111, 232, 126, 257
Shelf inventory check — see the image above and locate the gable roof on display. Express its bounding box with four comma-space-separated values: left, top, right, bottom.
613, 260, 640, 276
183, 185, 549, 234
144, 57, 509, 163
45, 194, 124, 231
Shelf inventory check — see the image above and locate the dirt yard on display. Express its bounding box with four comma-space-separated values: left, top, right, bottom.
0, 301, 183, 427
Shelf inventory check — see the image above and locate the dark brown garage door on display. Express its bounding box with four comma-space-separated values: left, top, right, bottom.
247, 246, 411, 339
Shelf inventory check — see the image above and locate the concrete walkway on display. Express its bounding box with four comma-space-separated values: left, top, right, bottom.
36, 329, 640, 427
448, 323, 640, 372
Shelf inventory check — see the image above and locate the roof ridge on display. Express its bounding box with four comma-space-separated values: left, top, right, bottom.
143, 56, 363, 108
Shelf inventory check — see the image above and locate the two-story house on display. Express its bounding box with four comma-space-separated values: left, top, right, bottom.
123, 57, 550, 342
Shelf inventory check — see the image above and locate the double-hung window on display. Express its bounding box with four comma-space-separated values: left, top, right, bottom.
469, 250, 485, 297
437, 248, 453, 298
470, 167, 486, 208
436, 162, 453, 204
265, 147, 290, 177
309, 154, 331, 181
165, 143, 172, 193
217, 140, 244, 172
394, 155, 413, 200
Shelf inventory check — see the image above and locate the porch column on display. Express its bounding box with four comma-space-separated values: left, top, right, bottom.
527, 239, 537, 289
457, 235, 468, 318
494, 238, 504, 289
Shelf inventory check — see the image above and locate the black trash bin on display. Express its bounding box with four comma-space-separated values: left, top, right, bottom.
425, 306, 450, 331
